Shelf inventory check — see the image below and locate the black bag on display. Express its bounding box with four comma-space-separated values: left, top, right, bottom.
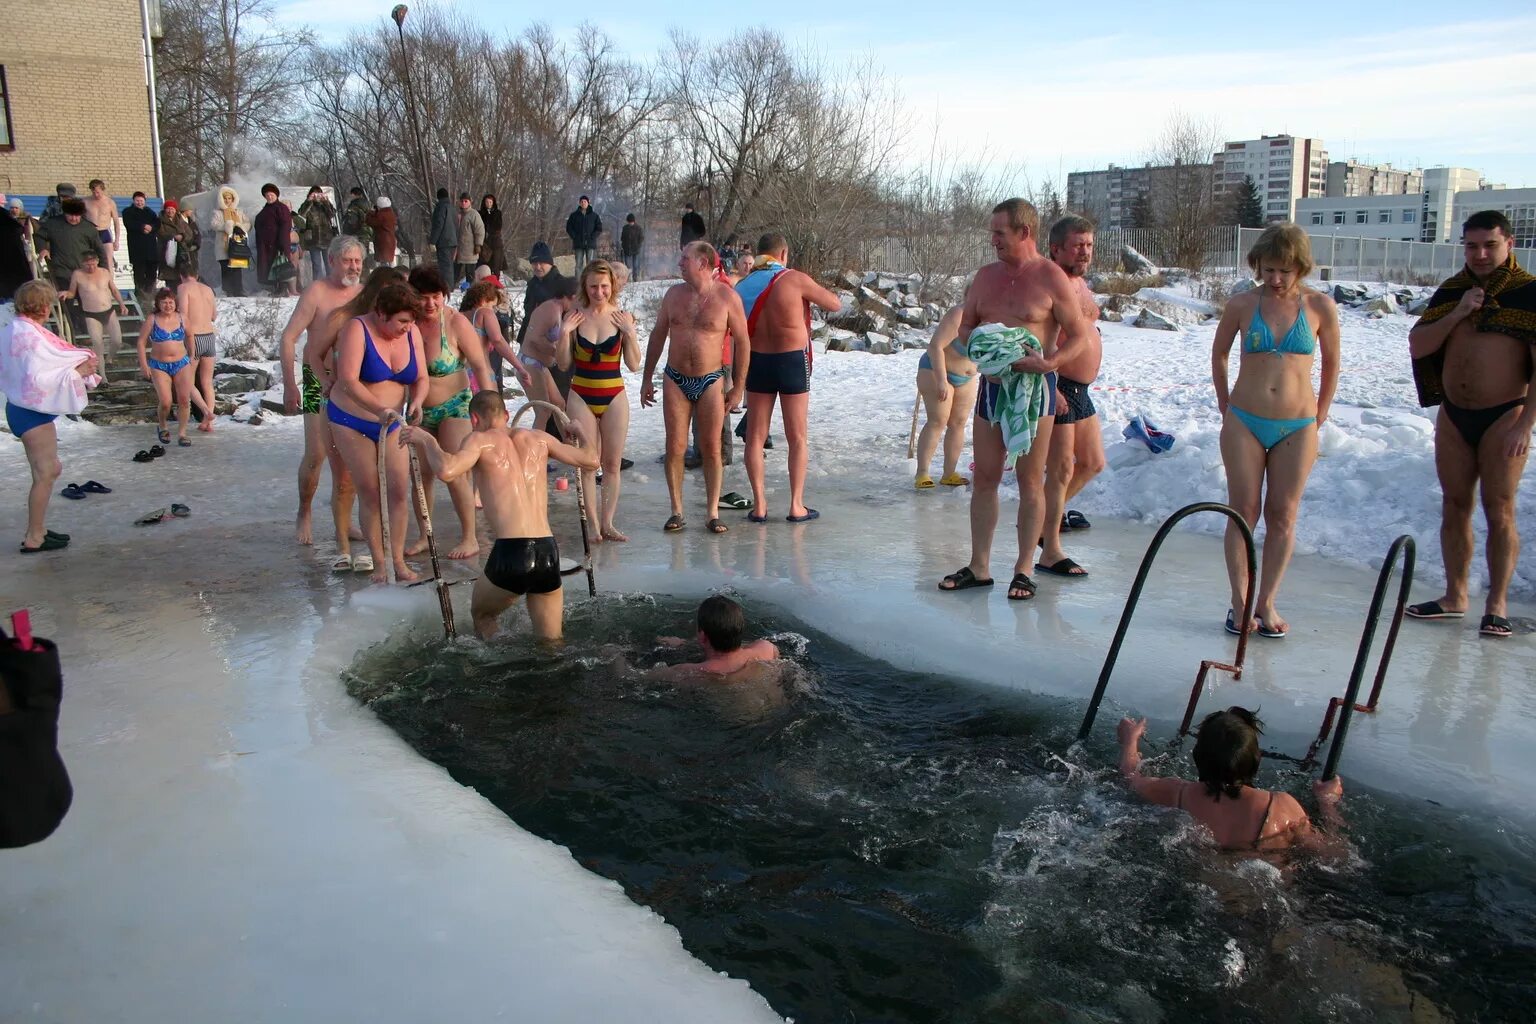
0, 626, 73, 849
226, 226, 252, 269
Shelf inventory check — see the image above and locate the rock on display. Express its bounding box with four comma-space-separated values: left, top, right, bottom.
1406, 294, 1430, 315
1133, 308, 1178, 331
825, 327, 856, 345
923, 303, 945, 322
857, 285, 898, 321
1230, 278, 1259, 296
1105, 293, 1134, 313
886, 288, 904, 307
1099, 309, 1123, 323
214, 372, 266, 394
1121, 245, 1157, 276
864, 331, 894, 354
1333, 283, 1369, 304
1161, 268, 1191, 283
896, 331, 928, 350
827, 308, 880, 334
554, 255, 576, 277
895, 305, 930, 328
1362, 295, 1399, 316
835, 269, 863, 291
874, 274, 899, 292
900, 291, 921, 308
1392, 288, 1414, 306
824, 333, 854, 352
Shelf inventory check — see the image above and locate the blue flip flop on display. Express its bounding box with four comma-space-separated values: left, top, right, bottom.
747, 511, 769, 523
786, 509, 820, 523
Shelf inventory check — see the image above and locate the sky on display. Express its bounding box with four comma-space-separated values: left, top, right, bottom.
273, 0, 1536, 189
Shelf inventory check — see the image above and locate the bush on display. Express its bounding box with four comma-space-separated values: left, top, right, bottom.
1093, 272, 1165, 296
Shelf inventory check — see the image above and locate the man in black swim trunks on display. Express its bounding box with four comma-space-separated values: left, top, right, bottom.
1407, 210, 1536, 638
402, 390, 598, 640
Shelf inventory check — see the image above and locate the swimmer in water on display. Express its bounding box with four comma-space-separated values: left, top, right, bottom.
1118, 708, 1343, 854
655, 595, 780, 677
401, 390, 597, 640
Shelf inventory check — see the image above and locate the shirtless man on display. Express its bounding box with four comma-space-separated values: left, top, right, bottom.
1406, 210, 1536, 639
641, 240, 750, 534
736, 233, 842, 522
279, 236, 366, 548
60, 250, 126, 382
83, 180, 121, 268
937, 198, 1097, 601
1038, 215, 1108, 579
401, 390, 598, 640
651, 594, 782, 690
177, 265, 218, 432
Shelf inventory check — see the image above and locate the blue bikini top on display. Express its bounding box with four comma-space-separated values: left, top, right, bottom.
1246, 299, 1316, 356
356, 317, 419, 385
149, 317, 186, 343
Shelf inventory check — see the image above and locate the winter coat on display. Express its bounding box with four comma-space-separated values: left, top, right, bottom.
161, 211, 200, 268
679, 210, 706, 247
210, 187, 247, 261
0, 208, 34, 301
297, 198, 337, 250
365, 206, 398, 264
516, 268, 567, 344
456, 208, 485, 258
36, 216, 106, 278
429, 198, 455, 249
621, 222, 644, 257
341, 197, 371, 240
479, 206, 504, 260
252, 200, 294, 281
121, 204, 160, 264
565, 206, 601, 250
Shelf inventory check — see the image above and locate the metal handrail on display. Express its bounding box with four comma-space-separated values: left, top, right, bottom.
1077, 502, 1257, 742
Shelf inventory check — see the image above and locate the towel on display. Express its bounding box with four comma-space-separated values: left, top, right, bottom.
1412, 253, 1536, 407
967, 322, 1047, 459
0, 316, 95, 415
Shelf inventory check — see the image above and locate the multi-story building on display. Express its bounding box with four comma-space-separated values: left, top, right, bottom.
1065, 161, 1212, 231
1294, 194, 1423, 241
1211, 135, 1328, 223
1451, 186, 1536, 247
1325, 160, 1423, 198
0, 0, 162, 198
1420, 167, 1492, 243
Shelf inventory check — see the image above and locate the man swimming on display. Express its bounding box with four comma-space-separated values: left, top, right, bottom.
652, 595, 781, 682
402, 390, 598, 641
640, 240, 750, 534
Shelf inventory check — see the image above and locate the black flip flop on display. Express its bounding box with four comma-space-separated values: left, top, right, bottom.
706, 518, 728, 534
81, 480, 112, 493
1036, 558, 1088, 578
60, 483, 86, 500
1065, 510, 1091, 530
1479, 614, 1513, 639
1405, 600, 1464, 620
663, 514, 686, 532
171, 503, 191, 518
939, 566, 994, 592
719, 491, 752, 509
19, 534, 69, 553
1006, 572, 1037, 601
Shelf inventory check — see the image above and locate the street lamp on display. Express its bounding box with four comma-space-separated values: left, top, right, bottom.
392, 5, 433, 265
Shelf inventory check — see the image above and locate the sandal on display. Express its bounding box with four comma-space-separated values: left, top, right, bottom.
1006, 572, 1037, 601
1479, 614, 1513, 639
746, 511, 769, 523
149, 445, 165, 458
939, 473, 968, 486
178, 437, 192, 448
352, 553, 374, 573
1064, 510, 1091, 530
706, 518, 728, 534
1405, 600, 1464, 620
332, 553, 354, 572
663, 514, 686, 532
915, 474, 935, 489
19, 534, 69, 553
135, 508, 170, 526
171, 503, 191, 517
157, 428, 171, 444
81, 480, 112, 494
1036, 558, 1088, 578
719, 491, 752, 509
60, 483, 86, 500
133, 450, 154, 463
939, 566, 994, 592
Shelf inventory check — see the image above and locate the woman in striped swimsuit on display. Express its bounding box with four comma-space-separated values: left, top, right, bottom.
556, 260, 641, 541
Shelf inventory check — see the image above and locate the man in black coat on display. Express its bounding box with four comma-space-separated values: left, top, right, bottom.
679, 203, 706, 248
121, 191, 160, 302
429, 187, 455, 284
620, 213, 644, 282
0, 197, 34, 302
564, 196, 601, 276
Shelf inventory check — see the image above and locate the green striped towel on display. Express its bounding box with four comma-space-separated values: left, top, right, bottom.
968, 322, 1047, 460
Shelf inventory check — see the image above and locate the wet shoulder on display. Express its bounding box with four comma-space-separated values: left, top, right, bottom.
1258, 790, 1311, 844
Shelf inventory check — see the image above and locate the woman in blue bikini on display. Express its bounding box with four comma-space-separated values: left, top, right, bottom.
328, 282, 429, 584
914, 302, 979, 488
136, 287, 205, 448
1212, 225, 1341, 638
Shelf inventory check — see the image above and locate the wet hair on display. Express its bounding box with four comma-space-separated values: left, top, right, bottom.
407, 266, 449, 297
469, 389, 507, 423
1246, 223, 1314, 278
153, 287, 177, 310
374, 282, 423, 320
1049, 214, 1096, 251
993, 198, 1039, 238
697, 595, 746, 652
337, 266, 406, 321
462, 280, 500, 310
328, 235, 365, 262
14, 280, 57, 319
61, 198, 86, 217
578, 259, 620, 307
1463, 210, 1512, 238
756, 232, 787, 256
1192, 707, 1265, 800
549, 276, 578, 301
682, 240, 717, 268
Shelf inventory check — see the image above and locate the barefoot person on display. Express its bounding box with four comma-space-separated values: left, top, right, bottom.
555, 260, 641, 542
1039, 214, 1107, 578
83, 180, 121, 268
136, 287, 206, 448
1, 281, 99, 553
914, 301, 978, 489
736, 233, 842, 523
176, 265, 218, 432
1406, 210, 1536, 639
327, 282, 428, 584
937, 199, 1097, 600
518, 276, 576, 433
279, 236, 366, 549
402, 391, 598, 640
1211, 225, 1340, 637
58, 250, 125, 383
641, 241, 750, 534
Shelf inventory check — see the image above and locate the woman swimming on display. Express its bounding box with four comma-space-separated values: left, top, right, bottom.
1211, 225, 1341, 638
914, 303, 979, 488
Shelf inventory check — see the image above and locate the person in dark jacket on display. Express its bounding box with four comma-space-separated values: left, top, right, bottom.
252, 183, 295, 295
680, 203, 706, 248
297, 186, 338, 279
478, 194, 506, 275
620, 213, 644, 282
430, 187, 455, 284
1, 197, 36, 302
120, 191, 160, 302
0, 622, 73, 849
36, 198, 107, 332
365, 196, 398, 266
565, 196, 602, 276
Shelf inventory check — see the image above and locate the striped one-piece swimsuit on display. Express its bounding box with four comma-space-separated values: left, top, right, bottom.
571, 330, 624, 417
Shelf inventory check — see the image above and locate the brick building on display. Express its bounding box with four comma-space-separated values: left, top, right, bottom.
0, 0, 161, 198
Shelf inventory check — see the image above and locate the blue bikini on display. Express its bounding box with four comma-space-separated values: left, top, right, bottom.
326, 317, 420, 442
1229, 301, 1318, 451
147, 318, 191, 377
918, 337, 975, 388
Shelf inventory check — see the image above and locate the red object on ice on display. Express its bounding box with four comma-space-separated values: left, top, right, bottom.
9, 610, 36, 651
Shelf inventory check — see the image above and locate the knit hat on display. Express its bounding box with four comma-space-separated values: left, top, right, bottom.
164, 199, 179, 210
528, 241, 553, 264
377, 196, 392, 208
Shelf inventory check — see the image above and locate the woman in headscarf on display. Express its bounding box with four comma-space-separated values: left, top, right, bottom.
210, 186, 249, 297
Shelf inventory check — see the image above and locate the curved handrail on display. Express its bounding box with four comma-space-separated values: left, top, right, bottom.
1077, 502, 1257, 741
512, 399, 596, 597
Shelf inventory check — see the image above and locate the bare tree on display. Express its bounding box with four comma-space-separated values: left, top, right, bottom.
1144, 113, 1224, 271
889, 130, 1013, 300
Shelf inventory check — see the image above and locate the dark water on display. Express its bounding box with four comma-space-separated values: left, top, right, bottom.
346, 595, 1536, 1023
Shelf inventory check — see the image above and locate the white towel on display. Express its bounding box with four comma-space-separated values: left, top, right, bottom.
0, 315, 96, 415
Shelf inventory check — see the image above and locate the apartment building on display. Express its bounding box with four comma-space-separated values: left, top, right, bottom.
1325, 160, 1423, 198
1065, 161, 1211, 231
1294, 194, 1423, 240
1420, 167, 1491, 243
1451, 186, 1536, 248
1211, 135, 1328, 223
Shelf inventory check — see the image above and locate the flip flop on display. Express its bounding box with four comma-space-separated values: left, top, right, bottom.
939, 473, 969, 486
620, 458, 634, 471
915, 474, 935, 489
157, 428, 171, 444
746, 511, 769, 523
1006, 572, 1037, 601
1064, 510, 1090, 530
706, 518, 728, 534
352, 553, 374, 573
178, 438, 192, 447
1405, 600, 1465, 620
1479, 614, 1513, 639
939, 566, 994, 592
664, 514, 686, 532
332, 553, 354, 572
170, 503, 191, 517
1036, 558, 1088, 578
1225, 609, 1245, 636
1255, 618, 1288, 639
786, 509, 820, 523
19, 534, 69, 553
135, 508, 170, 526
719, 491, 752, 509
133, 450, 154, 463
60, 483, 86, 500
149, 445, 165, 458
81, 480, 112, 494
45, 529, 70, 542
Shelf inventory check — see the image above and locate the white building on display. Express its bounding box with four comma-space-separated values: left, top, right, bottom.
1325, 160, 1423, 198
1212, 135, 1328, 223
1451, 187, 1536, 248
1419, 167, 1487, 242
1295, 194, 1423, 240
